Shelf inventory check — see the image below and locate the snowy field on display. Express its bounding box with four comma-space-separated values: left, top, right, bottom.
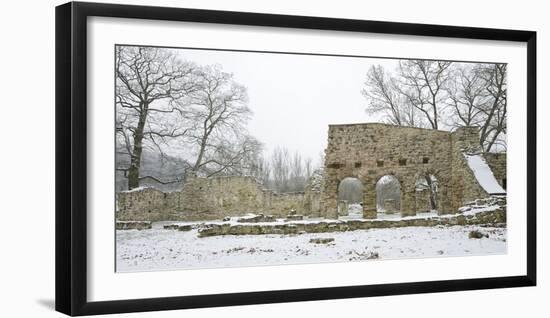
116, 223, 507, 272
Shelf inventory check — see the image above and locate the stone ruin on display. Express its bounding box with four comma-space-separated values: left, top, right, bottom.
117, 173, 322, 221
116, 123, 506, 222
321, 123, 506, 218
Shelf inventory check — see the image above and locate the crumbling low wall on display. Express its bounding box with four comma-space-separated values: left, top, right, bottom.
115, 221, 152, 230
117, 187, 181, 221
116, 175, 318, 221
197, 209, 506, 237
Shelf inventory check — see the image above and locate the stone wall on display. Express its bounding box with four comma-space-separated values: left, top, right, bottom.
484, 153, 507, 190
303, 169, 323, 217
117, 175, 316, 221
116, 187, 177, 221
322, 123, 454, 219
448, 127, 489, 211
321, 124, 496, 219
197, 208, 506, 237
177, 175, 309, 219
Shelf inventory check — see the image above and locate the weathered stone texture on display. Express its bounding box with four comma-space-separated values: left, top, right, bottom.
484, 153, 507, 189
115, 221, 152, 230
448, 127, 489, 211
196, 209, 506, 237
117, 175, 315, 221
322, 123, 454, 218
116, 187, 178, 221
304, 169, 323, 217
321, 124, 498, 218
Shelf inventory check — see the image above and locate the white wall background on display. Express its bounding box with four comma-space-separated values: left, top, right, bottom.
0, 0, 546, 317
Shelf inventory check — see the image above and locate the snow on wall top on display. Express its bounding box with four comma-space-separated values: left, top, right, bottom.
464, 153, 506, 194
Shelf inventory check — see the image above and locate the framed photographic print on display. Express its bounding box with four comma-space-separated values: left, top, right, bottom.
55, 1, 536, 316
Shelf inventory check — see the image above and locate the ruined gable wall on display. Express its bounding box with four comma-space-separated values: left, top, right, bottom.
322, 123, 454, 218
449, 127, 490, 209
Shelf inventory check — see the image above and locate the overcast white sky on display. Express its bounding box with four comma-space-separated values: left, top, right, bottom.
170, 47, 402, 165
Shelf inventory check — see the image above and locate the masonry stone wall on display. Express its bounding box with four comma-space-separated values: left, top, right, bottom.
321, 124, 494, 219
303, 169, 323, 217
177, 175, 311, 219
484, 153, 507, 189
448, 127, 490, 210
117, 175, 315, 221
322, 123, 454, 219
116, 187, 175, 221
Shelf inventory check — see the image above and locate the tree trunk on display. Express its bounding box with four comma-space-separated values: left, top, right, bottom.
425, 174, 438, 210
432, 96, 438, 129
127, 106, 147, 190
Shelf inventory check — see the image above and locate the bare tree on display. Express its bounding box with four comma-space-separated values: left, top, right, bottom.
415, 174, 439, 211
289, 152, 306, 192
116, 46, 197, 189
446, 63, 507, 152
446, 64, 488, 127
361, 65, 421, 127
270, 146, 290, 192
477, 64, 507, 152
361, 60, 506, 151
338, 178, 364, 204
201, 134, 262, 177
250, 155, 271, 187
396, 60, 453, 129
304, 157, 313, 181
263, 147, 315, 193
176, 65, 260, 177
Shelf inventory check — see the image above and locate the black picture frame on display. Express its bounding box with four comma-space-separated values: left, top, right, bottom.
55, 1, 537, 316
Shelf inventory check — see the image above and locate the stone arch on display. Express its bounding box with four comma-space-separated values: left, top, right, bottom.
363, 171, 404, 217
337, 177, 364, 217
375, 174, 401, 214
413, 169, 450, 214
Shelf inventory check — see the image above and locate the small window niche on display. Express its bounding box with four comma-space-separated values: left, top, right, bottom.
422, 157, 429, 164
355, 161, 362, 168
398, 158, 407, 166
376, 160, 384, 167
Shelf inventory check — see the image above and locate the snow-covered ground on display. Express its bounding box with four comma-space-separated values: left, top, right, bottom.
116, 223, 507, 272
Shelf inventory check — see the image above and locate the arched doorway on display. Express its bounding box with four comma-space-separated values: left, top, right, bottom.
376, 175, 401, 215
338, 177, 363, 218
415, 174, 439, 213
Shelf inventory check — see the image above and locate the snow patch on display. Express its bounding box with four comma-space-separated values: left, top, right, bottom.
121, 186, 151, 193
116, 225, 507, 272
464, 153, 506, 194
